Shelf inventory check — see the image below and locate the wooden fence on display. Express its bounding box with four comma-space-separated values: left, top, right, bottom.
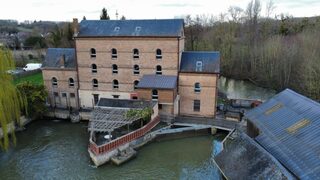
89, 115, 160, 155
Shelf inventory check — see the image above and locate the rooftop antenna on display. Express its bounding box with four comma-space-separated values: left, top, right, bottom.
116, 10, 119, 20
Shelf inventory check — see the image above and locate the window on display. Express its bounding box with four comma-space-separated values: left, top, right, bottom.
193, 100, 200, 112
133, 49, 139, 59
133, 65, 140, 75
152, 89, 158, 100
61, 93, 67, 98
156, 65, 162, 75
156, 49, 162, 59
92, 79, 98, 88
52, 77, 58, 87
113, 95, 120, 99
158, 104, 163, 110
70, 93, 75, 98
194, 82, 201, 93
93, 94, 99, 105
69, 78, 75, 87
196, 61, 203, 72
111, 48, 117, 59
113, 79, 119, 89
54, 92, 59, 97
112, 64, 118, 74
90, 48, 96, 58
91, 64, 97, 73
134, 80, 139, 90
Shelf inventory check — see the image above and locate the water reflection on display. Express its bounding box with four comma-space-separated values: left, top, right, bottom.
219, 76, 276, 101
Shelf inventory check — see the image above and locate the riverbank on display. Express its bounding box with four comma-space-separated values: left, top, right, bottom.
0, 119, 223, 179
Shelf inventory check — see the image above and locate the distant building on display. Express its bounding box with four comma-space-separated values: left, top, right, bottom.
42, 19, 220, 120
246, 89, 320, 179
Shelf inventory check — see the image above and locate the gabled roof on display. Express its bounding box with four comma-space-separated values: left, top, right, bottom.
136, 75, 177, 89
78, 19, 184, 37
245, 89, 320, 179
43, 48, 76, 68
180, 51, 220, 73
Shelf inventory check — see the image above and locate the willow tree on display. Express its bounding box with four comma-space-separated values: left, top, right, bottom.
0, 48, 26, 150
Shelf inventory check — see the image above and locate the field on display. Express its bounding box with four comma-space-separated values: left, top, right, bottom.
14, 72, 43, 85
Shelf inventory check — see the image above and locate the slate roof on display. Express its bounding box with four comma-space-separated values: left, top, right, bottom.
214, 131, 293, 179
78, 19, 184, 37
180, 51, 220, 73
136, 75, 177, 89
245, 89, 320, 179
97, 98, 156, 109
43, 48, 76, 68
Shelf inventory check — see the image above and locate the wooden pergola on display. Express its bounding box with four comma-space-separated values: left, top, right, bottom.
89, 107, 141, 134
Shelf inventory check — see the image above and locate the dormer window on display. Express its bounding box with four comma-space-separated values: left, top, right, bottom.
90, 48, 96, 58
196, 61, 203, 72
111, 48, 117, 59
114, 27, 120, 32
156, 49, 162, 59
133, 49, 139, 59
135, 26, 141, 32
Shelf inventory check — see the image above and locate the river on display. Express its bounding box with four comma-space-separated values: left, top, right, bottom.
0, 77, 275, 179
0, 120, 224, 180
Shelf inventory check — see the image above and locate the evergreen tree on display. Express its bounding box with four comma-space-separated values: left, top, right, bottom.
100, 8, 110, 20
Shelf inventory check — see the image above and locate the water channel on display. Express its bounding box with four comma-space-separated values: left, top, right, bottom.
0, 77, 275, 179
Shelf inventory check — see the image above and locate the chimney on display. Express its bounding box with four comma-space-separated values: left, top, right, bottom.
72, 18, 79, 37
59, 54, 65, 68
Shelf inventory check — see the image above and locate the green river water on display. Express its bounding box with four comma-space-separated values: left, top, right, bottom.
0, 77, 275, 179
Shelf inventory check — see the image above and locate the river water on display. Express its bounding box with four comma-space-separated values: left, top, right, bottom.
0, 77, 275, 179
218, 76, 276, 101
0, 120, 224, 180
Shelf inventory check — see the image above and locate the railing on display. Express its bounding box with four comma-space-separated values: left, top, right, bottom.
89, 115, 160, 155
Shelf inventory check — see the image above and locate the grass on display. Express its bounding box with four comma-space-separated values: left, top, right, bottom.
14, 72, 43, 85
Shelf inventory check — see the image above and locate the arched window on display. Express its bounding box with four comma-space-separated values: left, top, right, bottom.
113, 79, 119, 89
90, 48, 96, 58
194, 82, 201, 93
156, 65, 162, 75
152, 89, 158, 100
133, 48, 139, 59
91, 64, 97, 73
52, 77, 58, 87
133, 64, 140, 75
112, 64, 118, 74
69, 78, 75, 87
111, 48, 117, 59
156, 49, 162, 59
92, 79, 98, 88
134, 80, 139, 90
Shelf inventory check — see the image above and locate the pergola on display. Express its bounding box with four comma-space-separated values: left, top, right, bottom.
88, 107, 141, 134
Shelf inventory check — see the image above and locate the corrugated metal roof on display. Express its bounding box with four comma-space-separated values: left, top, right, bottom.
214, 131, 294, 179
245, 89, 320, 179
43, 48, 76, 68
136, 75, 177, 89
78, 19, 184, 37
180, 51, 220, 73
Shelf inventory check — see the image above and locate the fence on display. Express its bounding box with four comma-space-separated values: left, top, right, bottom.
89, 115, 160, 155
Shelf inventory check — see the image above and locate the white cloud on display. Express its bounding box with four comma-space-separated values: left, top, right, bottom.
1, 0, 319, 22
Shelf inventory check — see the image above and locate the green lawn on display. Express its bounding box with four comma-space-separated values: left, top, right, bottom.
14, 72, 43, 85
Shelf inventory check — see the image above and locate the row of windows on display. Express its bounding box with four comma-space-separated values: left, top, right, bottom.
90, 48, 162, 59
92, 79, 140, 90
91, 64, 162, 75
52, 77, 201, 93
52, 77, 75, 87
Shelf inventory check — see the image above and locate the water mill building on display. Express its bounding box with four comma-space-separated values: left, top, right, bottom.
42, 18, 220, 121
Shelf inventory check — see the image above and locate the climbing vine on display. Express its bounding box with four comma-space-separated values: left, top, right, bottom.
125, 107, 153, 123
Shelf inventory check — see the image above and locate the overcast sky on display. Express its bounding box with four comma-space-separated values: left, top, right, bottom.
1, 0, 320, 22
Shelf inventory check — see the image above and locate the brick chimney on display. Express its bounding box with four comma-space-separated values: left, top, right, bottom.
59, 54, 65, 68
72, 18, 79, 37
